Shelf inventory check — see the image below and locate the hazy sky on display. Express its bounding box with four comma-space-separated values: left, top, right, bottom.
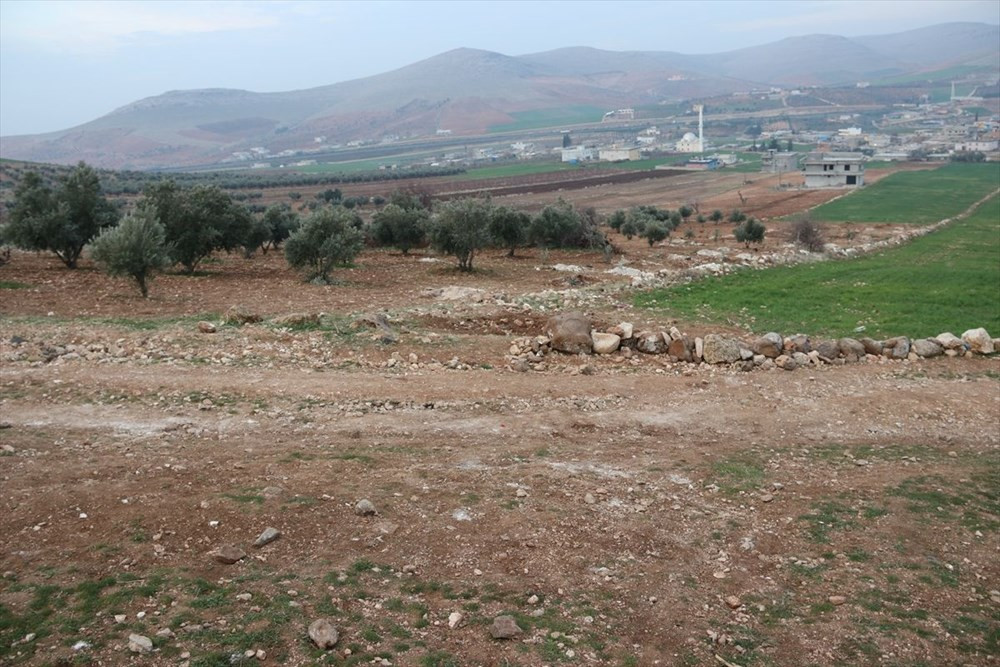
1, 0, 997, 136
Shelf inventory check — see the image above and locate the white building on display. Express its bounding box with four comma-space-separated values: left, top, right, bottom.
599, 146, 641, 162
954, 140, 998, 152
803, 152, 865, 188
561, 146, 597, 163
675, 132, 702, 153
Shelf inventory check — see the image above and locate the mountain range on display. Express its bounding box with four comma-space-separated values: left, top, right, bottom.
1, 22, 997, 170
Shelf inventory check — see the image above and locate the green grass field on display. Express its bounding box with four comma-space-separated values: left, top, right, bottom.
457, 157, 682, 181
809, 163, 1000, 224
488, 106, 605, 133
635, 194, 1000, 338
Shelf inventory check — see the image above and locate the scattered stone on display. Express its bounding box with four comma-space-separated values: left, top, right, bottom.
725, 595, 742, 609
128, 634, 153, 653
421, 286, 487, 301
211, 545, 246, 565
962, 328, 994, 355
490, 615, 523, 639
828, 595, 847, 606
253, 527, 281, 548
72, 640, 91, 651
354, 499, 377, 516
197, 321, 217, 334
546, 312, 593, 354
527, 594, 539, 604
760, 493, 774, 503
261, 486, 285, 499
584, 493, 596, 505
448, 611, 464, 629
515, 488, 529, 498
591, 331, 621, 355
308, 619, 339, 649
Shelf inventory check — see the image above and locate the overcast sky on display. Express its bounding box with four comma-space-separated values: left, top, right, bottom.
1, 0, 997, 136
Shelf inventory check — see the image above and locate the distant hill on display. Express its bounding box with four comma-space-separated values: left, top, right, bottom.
1, 22, 997, 170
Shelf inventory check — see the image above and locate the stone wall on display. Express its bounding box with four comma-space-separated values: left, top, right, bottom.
507, 312, 997, 372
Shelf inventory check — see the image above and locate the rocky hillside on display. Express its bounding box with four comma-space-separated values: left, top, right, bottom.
1, 22, 996, 169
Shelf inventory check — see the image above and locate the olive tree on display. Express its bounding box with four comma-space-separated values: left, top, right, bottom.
89, 207, 171, 297
284, 206, 364, 283
734, 217, 766, 248
3, 163, 118, 268
489, 205, 531, 257
370, 203, 428, 254
141, 181, 252, 274
427, 198, 493, 271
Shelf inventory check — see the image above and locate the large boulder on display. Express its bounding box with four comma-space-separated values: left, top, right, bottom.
814, 339, 840, 361
702, 334, 741, 364
911, 338, 944, 358
859, 337, 884, 356
591, 331, 621, 355
751, 333, 783, 358
546, 312, 593, 354
838, 337, 866, 362
667, 337, 693, 362
308, 619, 340, 649
934, 332, 966, 350
962, 328, 994, 355
785, 334, 811, 354
272, 312, 320, 328
635, 331, 665, 354
884, 336, 910, 359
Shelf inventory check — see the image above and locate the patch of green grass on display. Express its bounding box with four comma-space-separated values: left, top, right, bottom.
489, 106, 605, 133
223, 492, 265, 505
636, 193, 1000, 337
799, 501, 857, 543
0, 280, 30, 289
711, 455, 765, 494
810, 163, 998, 224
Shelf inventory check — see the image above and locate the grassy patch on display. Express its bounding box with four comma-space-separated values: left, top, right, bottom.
710, 455, 765, 495
809, 163, 998, 224
0, 280, 31, 289
488, 106, 605, 133
635, 193, 1000, 337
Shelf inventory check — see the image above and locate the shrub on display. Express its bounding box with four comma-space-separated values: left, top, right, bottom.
284, 206, 364, 283
426, 198, 493, 271
734, 217, 766, 248
642, 221, 670, 246
709, 209, 724, 223
89, 208, 171, 297
729, 209, 747, 224
790, 214, 825, 252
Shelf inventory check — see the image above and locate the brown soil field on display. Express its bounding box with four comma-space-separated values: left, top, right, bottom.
1, 168, 998, 667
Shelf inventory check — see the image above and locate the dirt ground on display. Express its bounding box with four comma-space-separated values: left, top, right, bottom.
1, 168, 998, 667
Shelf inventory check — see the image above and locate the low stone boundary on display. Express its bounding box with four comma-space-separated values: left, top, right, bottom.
507, 312, 997, 372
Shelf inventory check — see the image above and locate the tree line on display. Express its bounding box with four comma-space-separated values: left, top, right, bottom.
2, 162, 766, 298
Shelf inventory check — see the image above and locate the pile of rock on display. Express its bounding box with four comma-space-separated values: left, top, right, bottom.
506, 312, 996, 372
